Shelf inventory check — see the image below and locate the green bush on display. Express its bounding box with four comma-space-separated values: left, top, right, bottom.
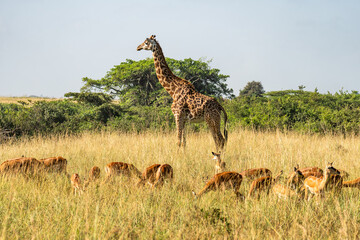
225, 90, 360, 135
1, 90, 360, 137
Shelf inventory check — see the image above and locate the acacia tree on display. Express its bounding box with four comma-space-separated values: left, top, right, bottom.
239, 81, 265, 97
79, 58, 234, 107
167, 58, 234, 99
81, 59, 159, 106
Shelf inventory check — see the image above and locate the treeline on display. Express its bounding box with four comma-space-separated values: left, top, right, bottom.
226, 90, 360, 135
1, 58, 359, 138
0, 94, 175, 136
1, 90, 360, 138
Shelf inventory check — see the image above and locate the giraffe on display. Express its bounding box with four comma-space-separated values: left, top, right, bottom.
137, 35, 228, 151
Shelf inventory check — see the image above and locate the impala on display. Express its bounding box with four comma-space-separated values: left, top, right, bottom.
212, 152, 226, 175
286, 165, 306, 190
248, 170, 283, 199
240, 168, 272, 181
273, 166, 305, 200
337, 169, 350, 180
71, 173, 83, 195
104, 162, 142, 182
1, 156, 68, 176
272, 184, 297, 200
343, 177, 360, 189
84, 166, 101, 188
153, 164, 174, 188
303, 162, 341, 201
137, 164, 174, 188
296, 166, 348, 180
88, 166, 101, 180
39, 156, 68, 176
0, 157, 43, 176
192, 171, 243, 199
326, 174, 343, 194
137, 164, 161, 187
289, 166, 323, 179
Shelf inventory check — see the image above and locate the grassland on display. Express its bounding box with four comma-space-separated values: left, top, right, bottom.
1, 129, 360, 239
0, 96, 60, 105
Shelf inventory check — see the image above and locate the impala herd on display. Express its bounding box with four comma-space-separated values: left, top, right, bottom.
1, 153, 360, 202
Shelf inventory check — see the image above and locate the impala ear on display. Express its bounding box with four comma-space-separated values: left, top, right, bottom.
212, 152, 215, 156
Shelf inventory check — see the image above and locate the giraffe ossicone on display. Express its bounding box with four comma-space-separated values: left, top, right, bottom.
137, 35, 228, 151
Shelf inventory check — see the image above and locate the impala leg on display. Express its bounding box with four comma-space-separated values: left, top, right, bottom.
247, 186, 254, 199
306, 190, 314, 202
266, 184, 271, 195
147, 181, 155, 188
304, 187, 309, 201
103, 174, 112, 184
233, 181, 241, 193
236, 192, 245, 201
256, 189, 261, 200
196, 184, 213, 198
136, 179, 146, 187
233, 181, 244, 200
152, 176, 165, 189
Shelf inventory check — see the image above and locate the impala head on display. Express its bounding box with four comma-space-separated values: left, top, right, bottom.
325, 162, 341, 176
192, 190, 198, 199
71, 173, 81, 184
129, 164, 142, 178
212, 152, 221, 162
137, 35, 157, 51
236, 192, 246, 201
287, 165, 305, 190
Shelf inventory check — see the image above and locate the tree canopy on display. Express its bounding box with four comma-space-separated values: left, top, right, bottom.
80, 58, 234, 107
239, 81, 265, 97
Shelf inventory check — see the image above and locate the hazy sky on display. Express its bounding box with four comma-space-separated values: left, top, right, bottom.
1, 0, 359, 98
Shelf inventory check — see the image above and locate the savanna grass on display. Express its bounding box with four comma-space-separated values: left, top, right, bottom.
0, 129, 360, 239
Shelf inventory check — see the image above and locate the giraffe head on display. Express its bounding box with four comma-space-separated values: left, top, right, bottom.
137, 35, 157, 51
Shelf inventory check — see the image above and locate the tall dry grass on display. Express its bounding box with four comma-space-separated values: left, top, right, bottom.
0, 96, 60, 105
0, 129, 360, 239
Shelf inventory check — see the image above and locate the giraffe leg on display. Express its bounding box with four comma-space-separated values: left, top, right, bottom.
174, 113, 186, 148
172, 102, 186, 148
182, 124, 186, 147
205, 112, 224, 151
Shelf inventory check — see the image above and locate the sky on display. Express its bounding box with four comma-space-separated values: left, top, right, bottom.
0, 0, 359, 98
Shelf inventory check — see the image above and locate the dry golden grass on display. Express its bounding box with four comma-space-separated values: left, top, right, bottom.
0, 129, 360, 239
0, 96, 60, 104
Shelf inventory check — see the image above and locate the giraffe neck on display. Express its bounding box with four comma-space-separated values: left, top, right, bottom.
152, 42, 178, 97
